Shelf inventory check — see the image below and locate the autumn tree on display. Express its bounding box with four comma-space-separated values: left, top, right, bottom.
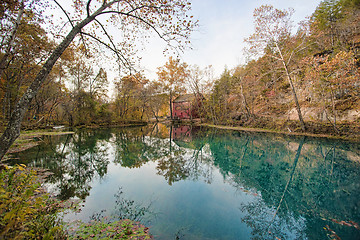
145, 80, 168, 121
310, 0, 360, 54
157, 56, 189, 120
0, 0, 197, 160
114, 73, 148, 121
245, 5, 307, 131
303, 51, 360, 131
186, 65, 213, 121
0, 0, 54, 128
67, 47, 103, 125
0, 0, 25, 78
302, 0, 360, 130
232, 66, 253, 119
89, 68, 108, 99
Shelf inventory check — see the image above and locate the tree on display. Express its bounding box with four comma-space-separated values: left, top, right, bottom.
114, 73, 148, 121
89, 68, 108, 99
145, 80, 168, 121
310, 0, 360, 53
157, 56, 188, 120
0, 0, 53, 125
0, 0, 197, 160
186, 65, 212, 121
207, 68, 234, 124
0, 0, 25, 78
245, 5, 307, 131
311, 0, 343, 49
303, 51, 360, 131
232, 66, 253, 119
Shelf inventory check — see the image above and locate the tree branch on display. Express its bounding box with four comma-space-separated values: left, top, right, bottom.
97, 10, 166, 40
80, 31, 132, 71
53, 0, 74, 28
53, 0, 91, 55
94, 18, 133, 69
86, 0, 92, 17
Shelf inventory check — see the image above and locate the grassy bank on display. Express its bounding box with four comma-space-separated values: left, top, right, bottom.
3, 121, 148, 156
7, 130, 75, 155
198, 119, 360, 142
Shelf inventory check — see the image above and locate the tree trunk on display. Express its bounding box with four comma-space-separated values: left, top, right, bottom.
287, 73, 306, 131
269, 136, 305, 227
0, 14, 97, 161
239, 80, 251, 119
329, 87, 338, 132
275, 43, 306, 131
169, 90, 173, 120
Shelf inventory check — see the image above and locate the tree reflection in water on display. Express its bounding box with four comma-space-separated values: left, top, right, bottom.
11, 124, 360, 239
112, 124, 214, 185
12, 129, 112, 199
211, 131, 360, 240
239, 137, 307, 240
89, 187, 154, 224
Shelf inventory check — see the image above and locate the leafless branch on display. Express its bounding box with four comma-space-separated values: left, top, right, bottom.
53, 1, 73, 26
94, 18, 133, 69
86, 0, 92, 17
80, 31, 133, 72
97, 10, 165, 40
53, 0, 91, 55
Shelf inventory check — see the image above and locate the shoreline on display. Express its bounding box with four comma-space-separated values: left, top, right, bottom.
6, 130, 75, 155
4, 120, 360, 156
197, 123, 360, 142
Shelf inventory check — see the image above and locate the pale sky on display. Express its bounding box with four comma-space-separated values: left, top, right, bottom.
50, 0, 324, 93
137, 0, 323, 80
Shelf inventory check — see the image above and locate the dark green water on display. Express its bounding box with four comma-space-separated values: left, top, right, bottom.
11, 124, 360, 239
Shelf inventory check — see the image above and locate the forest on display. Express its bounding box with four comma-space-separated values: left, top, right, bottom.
0, 0, 360, 153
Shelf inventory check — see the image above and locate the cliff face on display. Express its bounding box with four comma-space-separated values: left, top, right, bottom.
287, 108, 360, 122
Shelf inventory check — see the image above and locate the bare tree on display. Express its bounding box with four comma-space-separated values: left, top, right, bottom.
245, 5, 307, 131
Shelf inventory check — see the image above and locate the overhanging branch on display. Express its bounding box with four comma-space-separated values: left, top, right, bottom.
94, 18, 133, 69
86, 0, 92, 17
53, 0, 91, 55
80, 31, 134, 72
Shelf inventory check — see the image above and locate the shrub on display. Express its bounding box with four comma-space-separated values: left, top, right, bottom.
0, 165, 67, 239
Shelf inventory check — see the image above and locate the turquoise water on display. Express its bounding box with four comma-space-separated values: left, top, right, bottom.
12, 125, 360, 239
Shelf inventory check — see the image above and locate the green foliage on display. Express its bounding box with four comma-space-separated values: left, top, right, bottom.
69, 219, 152, 240
206, 68, 235, 124
96, 103, 113, 125
0, 165, 67, 239
313, 0, 343, 30
340, 0, 360, 8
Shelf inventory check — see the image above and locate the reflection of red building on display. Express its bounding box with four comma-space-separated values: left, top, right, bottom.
172, 125, 192, 141
172, 94, 204, 120
171, 125, 202, 149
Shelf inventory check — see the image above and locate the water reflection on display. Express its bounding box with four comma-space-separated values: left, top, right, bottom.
90, 187, 154, 224
11, 124, 360, 239
12, 130, 112, 199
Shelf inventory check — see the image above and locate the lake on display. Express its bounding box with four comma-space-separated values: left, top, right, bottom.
11, 124, 360, 239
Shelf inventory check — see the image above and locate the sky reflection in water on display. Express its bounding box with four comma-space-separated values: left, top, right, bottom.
12, 124, 360, 240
